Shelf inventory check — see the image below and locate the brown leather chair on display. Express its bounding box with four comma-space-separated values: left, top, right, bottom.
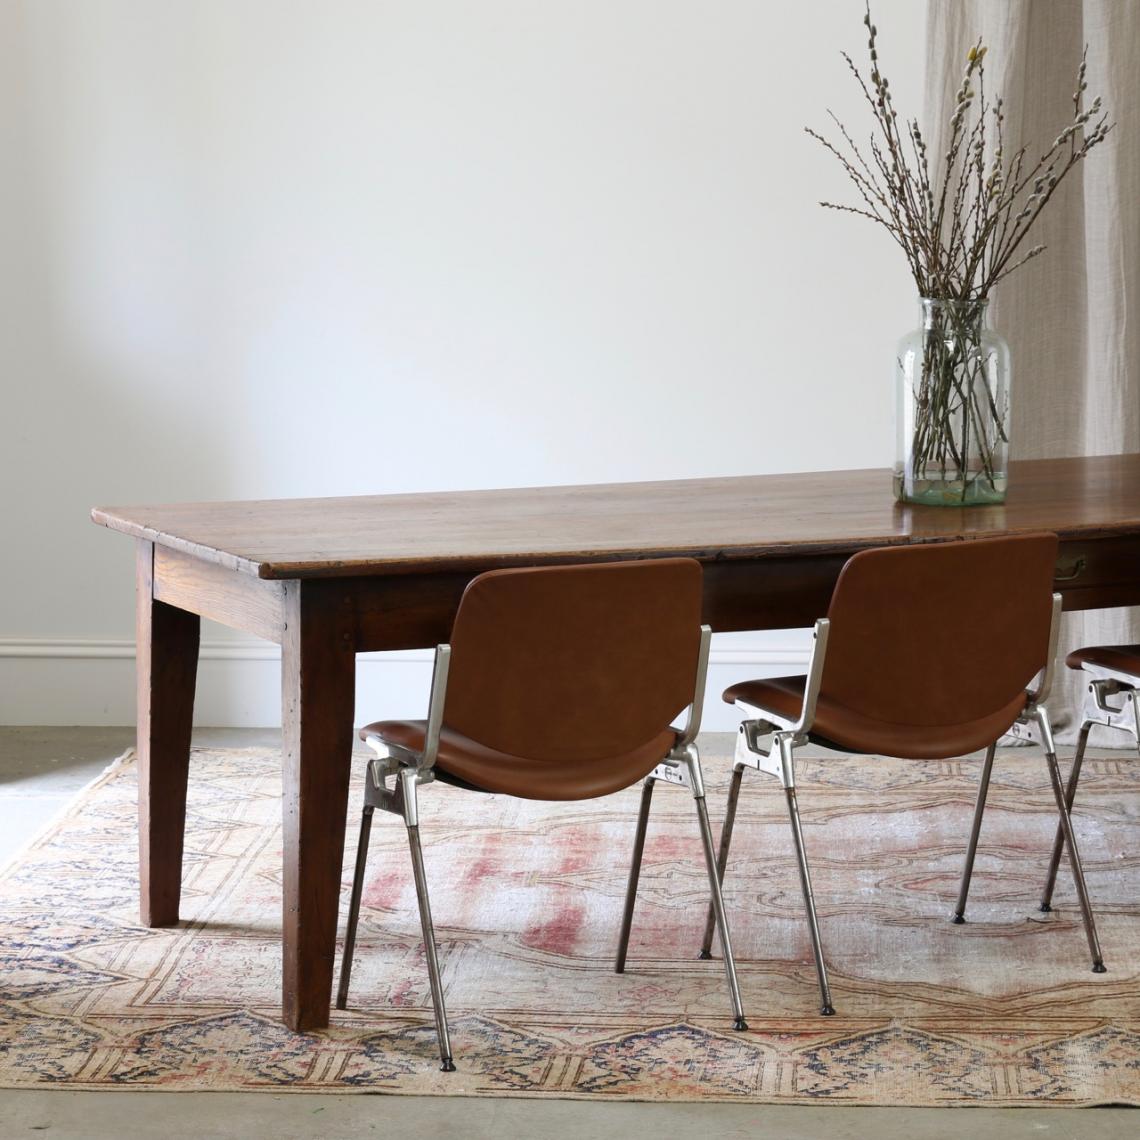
1037, 642, 1140, 913
702, 533, 1104, 1017
335, 558, 746, 1071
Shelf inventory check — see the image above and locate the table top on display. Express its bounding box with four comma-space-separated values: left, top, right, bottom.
91, 454, 1140, 580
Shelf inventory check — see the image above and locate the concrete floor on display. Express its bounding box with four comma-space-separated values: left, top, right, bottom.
0, 726, 1134, 1139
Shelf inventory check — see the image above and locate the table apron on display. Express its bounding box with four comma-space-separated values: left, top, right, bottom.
149, 534, 1140, 652
153, 545, 286, 643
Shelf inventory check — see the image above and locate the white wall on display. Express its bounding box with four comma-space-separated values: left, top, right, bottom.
0, 0, 926, 729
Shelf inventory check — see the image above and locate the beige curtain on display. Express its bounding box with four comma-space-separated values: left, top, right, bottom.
926, 0, 1140, 741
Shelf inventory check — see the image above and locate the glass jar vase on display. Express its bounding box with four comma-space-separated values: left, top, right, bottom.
894, 297, 1010, 506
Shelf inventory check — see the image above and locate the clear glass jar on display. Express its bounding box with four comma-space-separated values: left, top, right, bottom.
894, 298, 1010, 506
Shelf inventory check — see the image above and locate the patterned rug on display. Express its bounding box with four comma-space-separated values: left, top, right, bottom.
0, 743, 1137, 1104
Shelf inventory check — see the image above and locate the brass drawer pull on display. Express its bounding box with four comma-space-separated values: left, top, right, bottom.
1056, 557, 1087, 581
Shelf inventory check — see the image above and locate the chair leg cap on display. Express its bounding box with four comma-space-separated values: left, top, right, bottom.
440, 1058, 456, 1072
733, 1017, 749, 1032
697, 949, 713, 960
821, 1004, 836, 1016
951, 913, 965, 925
1092, 962, 1107, 974
1038, 903, 1053, 913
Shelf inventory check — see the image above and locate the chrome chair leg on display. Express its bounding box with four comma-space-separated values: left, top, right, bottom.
617, 757, 747, 1029
1042, 744, 1106, 972
699, 762, 745, 960
1040, 722, 1091, 913
953, 741, 997, 923
405, 818, 456, 1070
784, 782, 834, 1016
694, 789, 748, 1030
335, 804, 374, 1010
615, 777, 655, 973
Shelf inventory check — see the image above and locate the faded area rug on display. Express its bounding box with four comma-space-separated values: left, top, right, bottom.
0, 743, 1137, 1105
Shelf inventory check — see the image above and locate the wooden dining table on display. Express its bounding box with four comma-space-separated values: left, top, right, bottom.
91, 453, 1140, 1032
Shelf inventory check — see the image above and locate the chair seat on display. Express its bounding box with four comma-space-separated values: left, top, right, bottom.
359, 720, 678, 801
1066, 644, 1140, 685
723, 676, 1027, 760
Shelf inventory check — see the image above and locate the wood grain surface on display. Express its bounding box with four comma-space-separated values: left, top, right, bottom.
92, 455, 1140, 580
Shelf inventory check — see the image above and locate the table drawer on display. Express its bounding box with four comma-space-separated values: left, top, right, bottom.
1056, 534, 1140, 610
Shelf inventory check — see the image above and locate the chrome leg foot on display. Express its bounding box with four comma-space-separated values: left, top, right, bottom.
406, 821, 454, 1071
695, 791, 747, 1028
1040, 723, 1090, 913
336, 804, 374, 1011
615, 778, 655, 974
952, 741, 997, 924
785, 784, 835, 1017
699, 763, 744, 959
1042, 746, 1105, 972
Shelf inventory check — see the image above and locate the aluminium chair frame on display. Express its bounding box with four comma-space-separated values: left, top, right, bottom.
336, 625, 747, 1073
1039, 656, 1140, 914
698, 594, 1105, 1019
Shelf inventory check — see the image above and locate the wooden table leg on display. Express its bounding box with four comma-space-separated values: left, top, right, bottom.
136, 540, 200, 927
281, 581, 357, 1032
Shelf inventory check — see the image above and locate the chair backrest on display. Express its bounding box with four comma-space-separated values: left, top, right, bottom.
821, 532, 1058, 731
443, 558, 703, 766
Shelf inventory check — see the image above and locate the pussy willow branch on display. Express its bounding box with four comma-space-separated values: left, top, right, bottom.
808, 2, 1114, 303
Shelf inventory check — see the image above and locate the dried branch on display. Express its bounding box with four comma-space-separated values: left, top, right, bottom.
806, 1, 1113, 303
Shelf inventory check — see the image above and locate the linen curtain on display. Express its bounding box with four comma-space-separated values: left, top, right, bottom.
925, 0, 1140, 741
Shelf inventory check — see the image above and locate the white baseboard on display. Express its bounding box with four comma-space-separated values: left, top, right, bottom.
0, 634, 812, 730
